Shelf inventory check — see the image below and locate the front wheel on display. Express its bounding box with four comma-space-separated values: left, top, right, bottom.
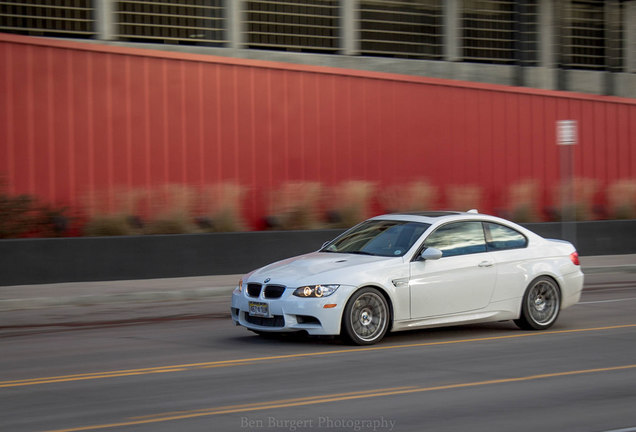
342, 288, 390, 345
514, 276, 561, 330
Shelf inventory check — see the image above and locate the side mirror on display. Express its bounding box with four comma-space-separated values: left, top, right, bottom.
420, 247, 442, 261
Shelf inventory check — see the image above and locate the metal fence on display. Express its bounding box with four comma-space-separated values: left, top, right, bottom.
0, 0, 631, 72
115, 0, 225, 45
358, 0, 443, 60
0, 0, 95, 38
461, 0, 538, 65
558, 0, 624, 71
244, 0, 339, 53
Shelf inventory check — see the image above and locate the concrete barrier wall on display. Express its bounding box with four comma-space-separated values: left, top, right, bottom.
1, 220, 635, 286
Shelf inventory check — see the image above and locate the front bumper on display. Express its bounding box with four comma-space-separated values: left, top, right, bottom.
231, 286, 354, 336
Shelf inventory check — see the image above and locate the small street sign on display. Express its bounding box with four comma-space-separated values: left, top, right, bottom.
557, 120, 577, 146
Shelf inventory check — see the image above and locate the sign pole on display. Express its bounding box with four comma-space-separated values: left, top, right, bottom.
557, 120, 577, 246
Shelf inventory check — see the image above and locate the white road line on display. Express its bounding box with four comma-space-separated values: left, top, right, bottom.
579, 297, 636, 305
600, 427, 636, 432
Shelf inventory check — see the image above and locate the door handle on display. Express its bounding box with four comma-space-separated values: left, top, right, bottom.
478, 261, 494, 268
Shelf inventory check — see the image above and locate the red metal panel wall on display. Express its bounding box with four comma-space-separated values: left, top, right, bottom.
1, 33, 635, 229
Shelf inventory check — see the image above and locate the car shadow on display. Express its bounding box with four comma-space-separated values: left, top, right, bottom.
223, 320, 536, 347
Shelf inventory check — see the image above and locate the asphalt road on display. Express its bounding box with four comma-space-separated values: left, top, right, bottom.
2, 272, 636, 432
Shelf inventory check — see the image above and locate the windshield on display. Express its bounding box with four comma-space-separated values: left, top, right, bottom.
322, 220, 430, 257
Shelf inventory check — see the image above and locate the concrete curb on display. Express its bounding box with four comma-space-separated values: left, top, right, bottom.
583, 265, 636, 274
0, 286, 236, 312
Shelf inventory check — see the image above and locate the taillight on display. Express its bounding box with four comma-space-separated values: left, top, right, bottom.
570, 252, 580, 266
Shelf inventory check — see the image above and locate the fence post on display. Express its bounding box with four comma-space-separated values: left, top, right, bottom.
95, 0, 115, 41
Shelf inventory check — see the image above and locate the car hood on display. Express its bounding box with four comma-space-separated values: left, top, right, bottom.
248, 251, 395, 286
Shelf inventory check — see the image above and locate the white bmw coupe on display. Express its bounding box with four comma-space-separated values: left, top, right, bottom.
231, 211, 584, 345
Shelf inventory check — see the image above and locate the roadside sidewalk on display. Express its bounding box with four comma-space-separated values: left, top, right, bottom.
0, 255, 634, 330
0, 274, 240, 312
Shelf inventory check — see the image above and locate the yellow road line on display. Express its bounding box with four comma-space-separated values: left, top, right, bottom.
44, 363, 636, 432
2, 323, 636, 389
129, 386, 418, 421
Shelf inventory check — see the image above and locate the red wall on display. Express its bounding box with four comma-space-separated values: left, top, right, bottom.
1, 33, 635, 228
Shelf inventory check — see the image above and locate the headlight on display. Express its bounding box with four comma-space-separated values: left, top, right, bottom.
293, 284, 339, 298
236, 278, 244, 293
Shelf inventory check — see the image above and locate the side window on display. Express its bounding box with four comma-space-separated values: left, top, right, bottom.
484, 223, 528, 251
423, 222, 487, 257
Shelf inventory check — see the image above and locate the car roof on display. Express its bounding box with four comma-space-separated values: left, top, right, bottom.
394, 211, 465, 218
369, 210, 531, 227
370, 211, 476, 223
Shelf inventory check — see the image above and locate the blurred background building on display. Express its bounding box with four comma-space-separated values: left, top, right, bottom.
1, 1, 635, 235
1, 0, 634, 97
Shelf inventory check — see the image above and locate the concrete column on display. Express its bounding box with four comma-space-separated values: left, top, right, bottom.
535, 0, 557, 90
227, 0, 245, 50
341, 0, 359, 55
604, 0, 621, 95
538, 0, 555, 68
95, 0, 115, 40
443, 0, 461, 61
626, 1, 636, 73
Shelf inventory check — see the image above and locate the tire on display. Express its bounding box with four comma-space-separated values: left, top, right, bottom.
342, 287, 390, 345
514, 276, 561, 330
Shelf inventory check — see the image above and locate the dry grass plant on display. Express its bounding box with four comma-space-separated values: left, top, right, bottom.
328, 181, 375, 228
144, 184, 198, 234
379, 180, 438, 213
82, 187, 146, 236
553, 177, 599, 221
607, 179, 636, 219
267, 182, 324, 230
199, 183, 247, 232
446, 185, 483, 212
506, 180, 541, 222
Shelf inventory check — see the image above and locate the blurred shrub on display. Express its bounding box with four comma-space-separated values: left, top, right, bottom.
35, 204, 72, 237
81, 183, 248, 235
198, 183, 246, 232
379, 180, 438, 213
143, 184, 198, 234
552, 178, 599, 221
149, 184, 196, 219
607, 179, 636, 219
0, 181, 70, 238
0, 188, 37, 238
83, 214, 140, 236
327, 181, 375, 228
506, 180, 541, 222
82, 186, 142, 236
446, 185, 483, 212
266, 182, 324, 230
144, 212, 198, 235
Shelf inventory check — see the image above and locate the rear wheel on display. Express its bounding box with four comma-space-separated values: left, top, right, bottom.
342, 288, 389, 345
514, 276, 561, 330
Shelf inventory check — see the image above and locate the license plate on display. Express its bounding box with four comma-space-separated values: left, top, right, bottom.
248, 301, 270, 317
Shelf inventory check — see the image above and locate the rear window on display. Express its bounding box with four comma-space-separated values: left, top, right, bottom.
423, 221, 487, 257
484, 223, 527, 251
